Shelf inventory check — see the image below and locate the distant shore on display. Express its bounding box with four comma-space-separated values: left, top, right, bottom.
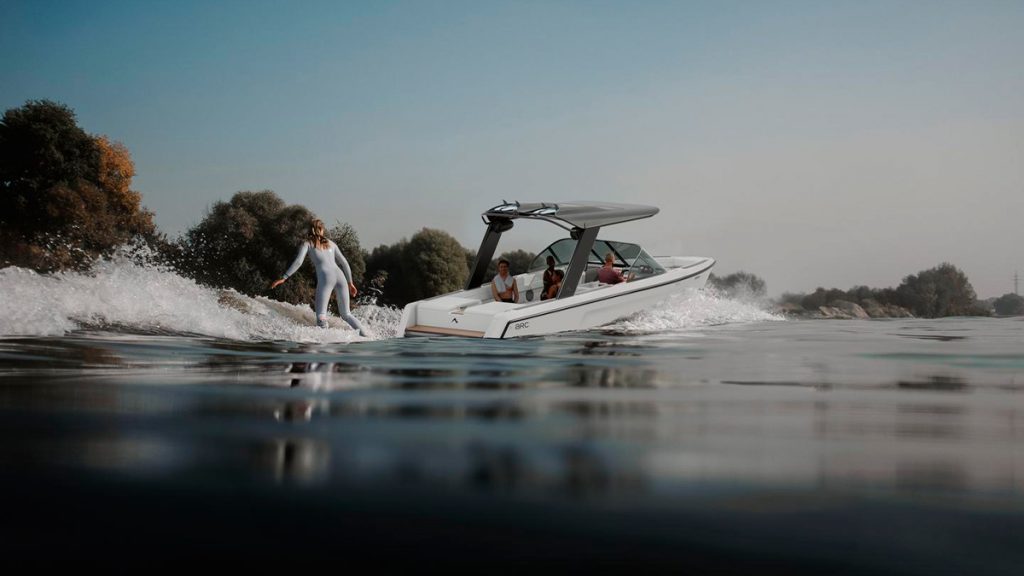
773, 299, 914, 319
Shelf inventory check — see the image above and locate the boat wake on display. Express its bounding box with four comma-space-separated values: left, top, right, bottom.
0, 248, 779, 342
0, 248, 403, 342
603, 289, 784, 334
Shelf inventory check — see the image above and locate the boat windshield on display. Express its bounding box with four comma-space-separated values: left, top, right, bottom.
528, 238, 666, 280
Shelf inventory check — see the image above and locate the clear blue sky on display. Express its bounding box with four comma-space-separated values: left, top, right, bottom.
2, 0, 1022, 296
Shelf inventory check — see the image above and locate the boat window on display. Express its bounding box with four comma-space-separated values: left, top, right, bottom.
529, 238, 665, 278
591, 240, 641, 267
629, 250, 666, 280
529, 238, 577, 271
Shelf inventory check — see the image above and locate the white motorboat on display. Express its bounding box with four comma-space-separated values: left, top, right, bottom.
399, 201, 715, 338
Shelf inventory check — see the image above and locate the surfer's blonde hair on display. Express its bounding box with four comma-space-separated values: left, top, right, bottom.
309, 219, 329, 249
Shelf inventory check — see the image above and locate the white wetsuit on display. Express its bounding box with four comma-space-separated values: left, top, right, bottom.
283, 241, 366, 335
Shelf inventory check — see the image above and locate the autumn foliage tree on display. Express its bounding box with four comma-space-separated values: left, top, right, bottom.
0, 100, 155, 270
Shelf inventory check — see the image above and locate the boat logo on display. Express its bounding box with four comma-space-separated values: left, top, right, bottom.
450, 317, 459, 324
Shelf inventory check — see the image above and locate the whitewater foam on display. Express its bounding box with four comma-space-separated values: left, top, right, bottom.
1, 248, 781, 342
604, 289, 784, 334
0, 249, 402, 342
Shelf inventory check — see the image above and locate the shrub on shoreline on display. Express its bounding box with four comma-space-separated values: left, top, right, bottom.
176, 190, 364, 310
779, 263, 989, 318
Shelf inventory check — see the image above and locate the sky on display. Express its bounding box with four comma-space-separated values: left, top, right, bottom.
2, 0, 1022, 297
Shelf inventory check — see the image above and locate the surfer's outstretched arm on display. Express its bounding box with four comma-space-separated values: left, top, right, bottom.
283, 243, 309, 279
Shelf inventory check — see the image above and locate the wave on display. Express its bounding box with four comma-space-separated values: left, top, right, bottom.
0, 247, 403, 342
603, 289, 784, 334
0, 247, 780, 342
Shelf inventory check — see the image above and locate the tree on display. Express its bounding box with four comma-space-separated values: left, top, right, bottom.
0, 100, 155, 270
476, 249, 537, 279
896, 263, 979, 317
801, 287, 829, 310
779, 292, 806, 306
366, 230, 469, 307
327, 220, 365, 286
495, 249, 535, 276
400, 228, 468, 303
180, 190, 364, 309
708, 271, 767, 299
847, 285, 880, 304
365, 239, 409, 306
464, 248, 478, 277
993, 293, 1024, 316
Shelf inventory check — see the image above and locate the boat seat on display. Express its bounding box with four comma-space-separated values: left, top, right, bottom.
583, 268, 600, 283
516, 273, 536, 290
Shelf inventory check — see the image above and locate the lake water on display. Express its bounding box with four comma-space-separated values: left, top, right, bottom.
1, 256, 1022, 571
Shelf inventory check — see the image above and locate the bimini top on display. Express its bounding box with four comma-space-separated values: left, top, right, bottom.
482, 201, 658, 230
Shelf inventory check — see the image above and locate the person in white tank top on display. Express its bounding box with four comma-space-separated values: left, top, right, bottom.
491, 258, 519, 303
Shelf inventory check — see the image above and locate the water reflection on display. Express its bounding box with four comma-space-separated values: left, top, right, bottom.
4, 320, 1024, 568
281, 361, 366, 390
464, 443, 646, 498
893, 333, 968, 342
0, 337, 125, 369
566, 340, 659, 388
274, 399, 315, 421
3, 378, 1024, 504
3, 323, 1024, 505
897, 375, 967, 392
326, 401, 527, 421
895, 460, 969, 492
274, 339, 673, 390
265, 438, 330, 485
567, 365, 658, 387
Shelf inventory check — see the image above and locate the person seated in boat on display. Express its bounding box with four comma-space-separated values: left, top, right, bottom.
542, 269, 564, 300
542, 256, 557, 296
597, 252, 634, 284
491, 258, 519, 303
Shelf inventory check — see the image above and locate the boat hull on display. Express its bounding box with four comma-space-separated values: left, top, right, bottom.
401, 257, 714, 339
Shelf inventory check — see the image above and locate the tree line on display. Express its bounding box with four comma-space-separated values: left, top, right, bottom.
0, 98, 533, 310
1, 100, 1017, 316
777, 263, 996, 318
710, 268, 995, 318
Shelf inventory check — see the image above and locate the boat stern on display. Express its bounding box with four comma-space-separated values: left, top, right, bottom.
400, 290, 511, 338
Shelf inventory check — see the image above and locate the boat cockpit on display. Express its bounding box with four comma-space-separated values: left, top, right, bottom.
523, 238, 665, 300
479, 238, 663, 303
